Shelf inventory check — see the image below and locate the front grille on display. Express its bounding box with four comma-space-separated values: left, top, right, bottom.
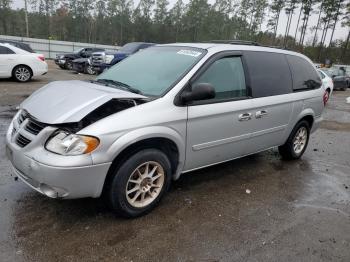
17, 111, 26, 125
25, 119, 46, 135
16, 134, 31, 147
13, 111, 48, 148
92, 53, 104, 64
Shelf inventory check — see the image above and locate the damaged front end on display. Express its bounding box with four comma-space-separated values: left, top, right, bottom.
13, 98, 147, 149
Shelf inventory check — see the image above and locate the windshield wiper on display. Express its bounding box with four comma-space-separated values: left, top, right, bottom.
95, 79, 142, 94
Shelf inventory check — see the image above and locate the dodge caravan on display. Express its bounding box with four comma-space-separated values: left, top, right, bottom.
6, 42, 325, 217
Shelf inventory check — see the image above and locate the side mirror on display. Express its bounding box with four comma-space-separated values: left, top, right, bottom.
180, 83, 216, 104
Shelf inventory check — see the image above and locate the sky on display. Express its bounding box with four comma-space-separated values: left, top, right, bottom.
11, 0, 348, 44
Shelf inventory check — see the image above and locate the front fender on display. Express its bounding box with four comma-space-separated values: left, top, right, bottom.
106, 126, 186, 179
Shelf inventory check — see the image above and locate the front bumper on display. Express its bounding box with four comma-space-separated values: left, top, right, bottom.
72, 62, 85, 73
92, 63, 110, 73
54, 59, 66, 65
6, 116, 112, 199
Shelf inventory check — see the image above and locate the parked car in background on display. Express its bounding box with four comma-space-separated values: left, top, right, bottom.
6, 42, 325, 217
321, 67, 350, 91
92, 42, 155, 74
55, 47, 105, 70
318, 69, 334, 104
0, 43, 47, 82
72, 57, 95, 75
0, 39, 35, 53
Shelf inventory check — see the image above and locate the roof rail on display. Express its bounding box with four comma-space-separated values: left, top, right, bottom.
208, 40, 260, 46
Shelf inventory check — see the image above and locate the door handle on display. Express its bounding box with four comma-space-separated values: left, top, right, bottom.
238, 113, 252, 121
255, 110, 268, 118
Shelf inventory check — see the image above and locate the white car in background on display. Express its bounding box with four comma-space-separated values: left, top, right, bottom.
0, 43, 48, 82
318, 69, 334, 104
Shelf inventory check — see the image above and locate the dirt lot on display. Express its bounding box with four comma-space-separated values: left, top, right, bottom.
0, 61, 349, 262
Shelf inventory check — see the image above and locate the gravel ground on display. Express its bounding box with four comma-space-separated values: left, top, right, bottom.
0, 61, 349, 262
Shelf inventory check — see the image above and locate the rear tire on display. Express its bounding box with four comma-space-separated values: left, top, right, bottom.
279, 120, 310, 160
12, 65, 32, 82
105, 149, 172, 218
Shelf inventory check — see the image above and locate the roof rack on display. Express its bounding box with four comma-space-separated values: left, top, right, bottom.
209, 40, 260, 46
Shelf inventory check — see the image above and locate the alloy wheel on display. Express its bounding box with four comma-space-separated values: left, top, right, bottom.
293, 126, 308, 154
125, 161, 165, 208
15, 67, 31, 82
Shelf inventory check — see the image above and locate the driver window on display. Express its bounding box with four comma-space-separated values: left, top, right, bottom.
193, 56, 247, 100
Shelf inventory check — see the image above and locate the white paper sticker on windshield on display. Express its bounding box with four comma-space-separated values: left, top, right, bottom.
177, 50, 202, 57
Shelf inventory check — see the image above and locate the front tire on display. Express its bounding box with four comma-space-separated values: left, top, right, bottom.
84, 64, 95, 75
13, 65, 32, 82
279, 120, 310, 160
65, 60, 73, 70
105, 149, 172, 218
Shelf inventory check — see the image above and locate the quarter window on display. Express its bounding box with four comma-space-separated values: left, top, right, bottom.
192, 56, 246, 100
286, 55, 322, 91
0, 46, 15, 54
244, 51, 292, 97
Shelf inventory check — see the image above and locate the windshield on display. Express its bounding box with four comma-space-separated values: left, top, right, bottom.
96, 46, 206, 96
119, 43, 143, 53
74, 48, 84, 53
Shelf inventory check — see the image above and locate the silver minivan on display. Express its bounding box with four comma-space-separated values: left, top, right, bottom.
6, 42, 325, 217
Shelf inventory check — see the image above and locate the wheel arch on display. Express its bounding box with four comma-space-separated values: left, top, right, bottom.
101, 126, 186, 193
296, 111, 314, 129
102, 137, 182, 196
11, 64, 33, 77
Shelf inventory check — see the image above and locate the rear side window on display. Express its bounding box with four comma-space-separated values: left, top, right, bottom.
244, 51, 292, 98
286, 55, 322, 91
0, 46, 15, 54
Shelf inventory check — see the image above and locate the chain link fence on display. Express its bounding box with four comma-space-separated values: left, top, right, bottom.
0, 35, 120, 59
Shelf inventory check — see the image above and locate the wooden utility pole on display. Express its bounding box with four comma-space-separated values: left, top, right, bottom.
24, 0, 29, 37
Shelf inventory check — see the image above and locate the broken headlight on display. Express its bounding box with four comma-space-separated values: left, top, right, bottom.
45, 131, 99, 155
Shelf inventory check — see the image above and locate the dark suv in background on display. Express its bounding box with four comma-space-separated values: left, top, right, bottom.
92, 42, 155, 74
55, 47, 105, 70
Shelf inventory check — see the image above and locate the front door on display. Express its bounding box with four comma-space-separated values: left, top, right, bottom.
184, 54, 256, 171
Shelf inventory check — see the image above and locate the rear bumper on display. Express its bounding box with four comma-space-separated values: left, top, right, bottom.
311, 115, 323, 133
33, 62, 48, 77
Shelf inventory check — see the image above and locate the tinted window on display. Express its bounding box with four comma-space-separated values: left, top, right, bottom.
193, 56, 246, 100
286, 55, 322, 90
0, 46, 15, 54
244, 51, 292, 97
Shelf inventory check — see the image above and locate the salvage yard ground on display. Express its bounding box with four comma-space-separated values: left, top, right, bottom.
0, 61, 349, 262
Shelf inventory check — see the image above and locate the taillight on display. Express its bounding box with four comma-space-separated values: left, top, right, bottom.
323, 91, 329, 105
37, 55, 45, 61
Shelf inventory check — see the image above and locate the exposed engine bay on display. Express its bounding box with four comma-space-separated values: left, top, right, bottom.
21, 98, 148, 134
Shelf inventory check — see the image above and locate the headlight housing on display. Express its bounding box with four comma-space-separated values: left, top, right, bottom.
105, 55, 114, 64
45, 131, 99, 156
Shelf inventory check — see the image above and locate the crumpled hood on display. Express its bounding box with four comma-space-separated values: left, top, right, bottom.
20, 80, 147, 124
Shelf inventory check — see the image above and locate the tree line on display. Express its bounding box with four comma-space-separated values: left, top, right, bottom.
0, 0, 349, 64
